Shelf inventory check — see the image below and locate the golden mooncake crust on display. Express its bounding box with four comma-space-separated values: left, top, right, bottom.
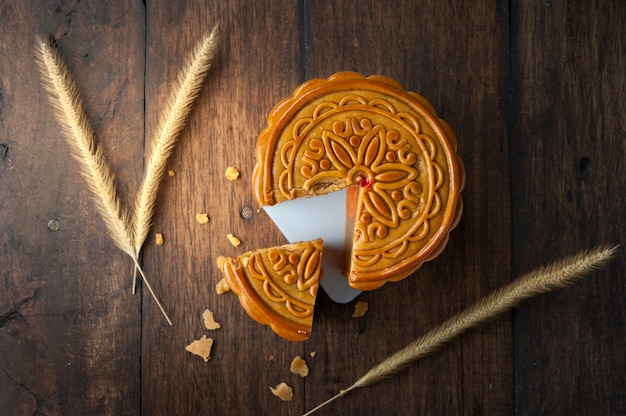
253, 72, 464, 290
217, 239, 323, 342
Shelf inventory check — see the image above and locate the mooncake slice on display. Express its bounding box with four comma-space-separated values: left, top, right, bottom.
217, 239, 323, 342
253, 72, 465, 291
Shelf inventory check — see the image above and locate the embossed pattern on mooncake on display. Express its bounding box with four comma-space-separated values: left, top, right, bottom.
253, 72, 464, 290
217, 239, 323, 342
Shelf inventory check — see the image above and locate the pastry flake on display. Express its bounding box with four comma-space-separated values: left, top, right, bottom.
352, 300, 369, 317
270, 382, 293, 401
202, 309, 221, 330
185, 335, 214, 362
290, 355, 309, 377
215, 278, 231, 295
196, 213, 210, 224
225, 166, 240, 180
227, 233, 241, 247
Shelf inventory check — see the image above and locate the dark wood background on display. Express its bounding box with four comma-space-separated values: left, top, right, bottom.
1, 1, 624, 415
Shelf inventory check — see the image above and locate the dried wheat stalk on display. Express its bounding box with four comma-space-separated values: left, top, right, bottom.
132, 25, 219, 292
35, 38, 136, 260
304, 245, 618, 416
36, 26, 219, 325
35, 38, 172, 325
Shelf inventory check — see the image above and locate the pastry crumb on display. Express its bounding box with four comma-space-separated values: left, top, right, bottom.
225, 166, 240, 180
265, 354, 274, 362
310, 351, 317, 358
202, 309, 221, 330
290, 355, 309, 377
227, 233, 241, 247
168, 169, 176, 176
155, 233, 164, 245
270, 382, 293, 401
215, 278, 231, 295
196, 213, 209, 224
352, 300, 369, 317
185, 335, 213, 362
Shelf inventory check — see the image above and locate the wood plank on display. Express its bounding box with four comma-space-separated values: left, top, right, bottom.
510, 0, 626, 414
3, 1, 623, 415
141, 1, 304, 415
0, 1, 144, 415
303, 2, 513, 415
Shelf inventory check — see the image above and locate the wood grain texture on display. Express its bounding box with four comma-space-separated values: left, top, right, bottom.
141, 1, 303, 415
0, 0, 624, 415
303, 1, 513, 414
510, 1, 626, 415
0, 1, 144, 415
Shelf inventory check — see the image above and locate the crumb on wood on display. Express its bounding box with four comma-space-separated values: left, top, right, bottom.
227, 233, 241, 247
290, 356, 309, 377
310, 351, 317, 358
270, 382, 293, 401
225, 166, 240, 180
215, 278, 231, 295
352, 300, 368, 317
168, 169, 176, 176
155, 233, 164, 245
202, 309, 221, 330
196, 213, 209, 224
265, 354, 274, 362
185, 335, 213, 362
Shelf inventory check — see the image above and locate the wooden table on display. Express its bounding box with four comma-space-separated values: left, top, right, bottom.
1, 1, 624, 415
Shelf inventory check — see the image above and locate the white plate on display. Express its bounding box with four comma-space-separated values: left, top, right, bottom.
263, 188, 361, 303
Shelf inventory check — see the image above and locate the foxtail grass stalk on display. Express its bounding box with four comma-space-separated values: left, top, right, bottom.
35, 38, 135, 260
132, 25, 219, 293
304, 245, 618, 415
35, 37, 173, 326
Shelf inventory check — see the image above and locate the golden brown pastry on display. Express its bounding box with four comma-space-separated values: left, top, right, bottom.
217, 239, 323, 342
253, 72, 464, 290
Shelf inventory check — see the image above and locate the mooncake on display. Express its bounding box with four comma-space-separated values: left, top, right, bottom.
253, 72, 464, 290
217, 239, 323, 341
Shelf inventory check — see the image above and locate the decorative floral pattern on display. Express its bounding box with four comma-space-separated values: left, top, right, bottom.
277, 94, 446, 267
242, 242, 320, 319
253, 72, 464, 290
